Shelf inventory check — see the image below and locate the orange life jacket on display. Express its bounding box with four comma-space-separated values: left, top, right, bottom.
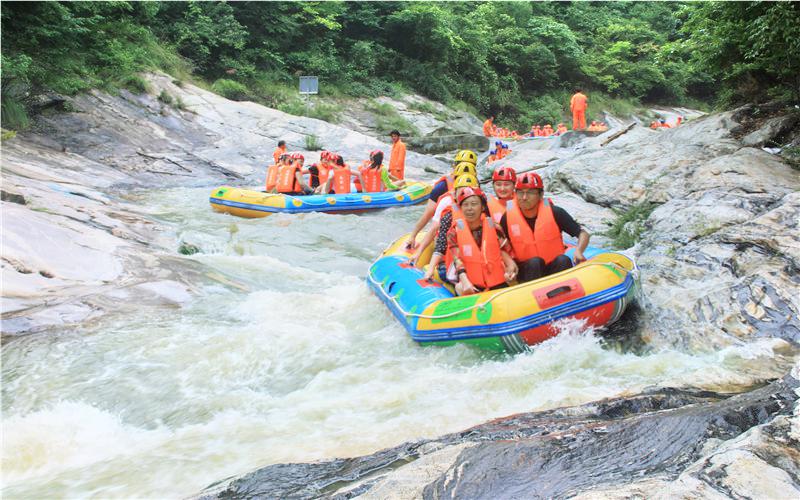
452, 207, 506, 289
272, 147, 285, 165
316, 163, 331, 185
265, 164, 280, 191
360, 166, 384, 193
331, 167, 352, 194
487, 195, 507, 224
276, 164, 301, 194
505, 198, 566, 264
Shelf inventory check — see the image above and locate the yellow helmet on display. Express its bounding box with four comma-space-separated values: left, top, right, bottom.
453, 174, 479, 189
453, 161, 477, 178
454, 149, 477, 165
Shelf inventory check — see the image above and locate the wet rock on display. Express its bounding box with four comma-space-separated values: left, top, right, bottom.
195, 373, 799, 499
178, 241, 201, 255
1, 189, 27, 205
741, 113, 799, 147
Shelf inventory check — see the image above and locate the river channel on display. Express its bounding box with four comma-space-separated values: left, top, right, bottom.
2, 186, 796, 498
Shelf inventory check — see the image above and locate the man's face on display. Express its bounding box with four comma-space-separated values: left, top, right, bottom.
390, 133, 400, 143
516, 188, 541, 212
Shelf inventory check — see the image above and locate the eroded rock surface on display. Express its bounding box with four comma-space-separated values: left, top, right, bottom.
196, 371, 799, 500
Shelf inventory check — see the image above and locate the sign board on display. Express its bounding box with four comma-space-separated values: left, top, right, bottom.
299, 76, 318, 95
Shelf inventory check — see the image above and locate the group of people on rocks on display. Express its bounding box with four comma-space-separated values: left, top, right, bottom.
482, 116, 521, 139
266, 130, 407, 195
405, 149, 590, 296
482, 89, 608, 139
528, 123, 568, 137
650, 116, 682, 129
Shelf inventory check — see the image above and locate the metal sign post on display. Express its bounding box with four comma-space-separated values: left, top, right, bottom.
299, 76, 319, 115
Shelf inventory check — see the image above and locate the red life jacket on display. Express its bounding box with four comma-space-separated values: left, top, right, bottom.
265, 164, 280, 191
361, 166, 384, 193
505, 198, 566, 264
331, 167, 351, 194
276, 164, 301, 194
452, 207, 506, 289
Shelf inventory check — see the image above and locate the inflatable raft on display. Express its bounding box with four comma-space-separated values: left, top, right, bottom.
367, 233, 640, 353
209, 182, 431, 218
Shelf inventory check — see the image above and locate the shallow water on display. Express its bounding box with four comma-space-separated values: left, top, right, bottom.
2, 187, 797, 498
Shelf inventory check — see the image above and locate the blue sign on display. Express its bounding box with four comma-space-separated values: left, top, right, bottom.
299, 76, 318, 95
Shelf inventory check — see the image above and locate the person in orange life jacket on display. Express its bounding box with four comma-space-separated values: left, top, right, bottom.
570, 89, 588, 131
659, 119, 671, 128
266, 151, 291, 192
307, 150, 331, 191
272, 140, 286, 165
556, 123, 568, 135
494, 140, 503, 159
404, 149, 477, 251
502, 143, 511, 156
650, 120, 659, 129
410, 165, 477, 266
487, 149, 497, 164
499, 172, 590, 283
358, 149, 406, 193
419, 172, 480, 277
320, 154, 355, 194
487, 166, 516, 223
388, 130, 406, 180
446, 187, 517, 296
276, 152, 313, 195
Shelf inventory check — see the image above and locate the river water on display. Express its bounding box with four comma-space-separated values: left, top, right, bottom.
2, 187, 797, 498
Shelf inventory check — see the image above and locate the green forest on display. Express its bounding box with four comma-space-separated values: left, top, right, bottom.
2, 1, 799, 131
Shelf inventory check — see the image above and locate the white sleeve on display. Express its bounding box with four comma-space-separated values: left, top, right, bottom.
432, 197, 452, 223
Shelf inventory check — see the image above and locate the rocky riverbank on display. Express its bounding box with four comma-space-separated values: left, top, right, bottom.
2, 73, 798, 498
1, 72, 448, 335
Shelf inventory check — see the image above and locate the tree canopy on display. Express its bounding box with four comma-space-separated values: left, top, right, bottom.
2, 1, 798, 130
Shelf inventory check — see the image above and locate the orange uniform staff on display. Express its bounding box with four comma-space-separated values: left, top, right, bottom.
570, 90, 588, 131
388, 130, 406, 180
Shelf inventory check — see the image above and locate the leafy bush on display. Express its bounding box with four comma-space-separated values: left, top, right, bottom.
604, 202, 657, 249
305, 134, 322, 151
211, 79, 250, 101
158, 90, 173, 104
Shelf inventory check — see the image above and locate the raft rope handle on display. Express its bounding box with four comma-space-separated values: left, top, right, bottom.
262, 182, 422, 207
371, 260, 634, 320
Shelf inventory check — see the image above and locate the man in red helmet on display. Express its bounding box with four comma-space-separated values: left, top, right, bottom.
499, 171, 590, 283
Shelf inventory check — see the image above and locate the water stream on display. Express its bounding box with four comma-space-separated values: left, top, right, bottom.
2, 187, 797, 498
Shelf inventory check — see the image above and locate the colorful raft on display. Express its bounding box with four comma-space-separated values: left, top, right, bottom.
209, 182, 431, 218
367, 233, 640, 353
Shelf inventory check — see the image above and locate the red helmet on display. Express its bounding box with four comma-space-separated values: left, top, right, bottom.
457, 186, 486, 205
492, 166, 517, 182
516, 172, 543, 190
320, 150, 330, 160
290, 152, 304, 161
